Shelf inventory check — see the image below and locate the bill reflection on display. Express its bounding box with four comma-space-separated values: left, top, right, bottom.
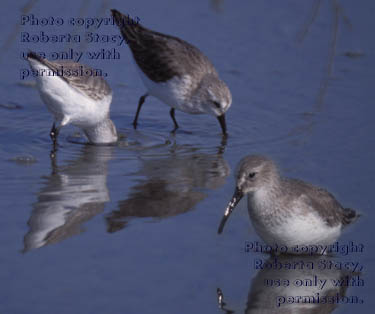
218, 254, 361, 313
106, 145, 229, 233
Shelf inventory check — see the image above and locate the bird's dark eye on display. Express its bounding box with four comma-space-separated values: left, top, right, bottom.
213, 101, 221, 109
248, 172, 256, 179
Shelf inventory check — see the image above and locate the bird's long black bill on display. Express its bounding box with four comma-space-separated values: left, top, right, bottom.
218, 187, 243, 234
217, 114, 227, 135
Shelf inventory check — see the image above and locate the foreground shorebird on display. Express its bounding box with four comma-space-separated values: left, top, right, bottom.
218, 155, 359, 252
111, 9, 232, 135
27, 52, 118, 145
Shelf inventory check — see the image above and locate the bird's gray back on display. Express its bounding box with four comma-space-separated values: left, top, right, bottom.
123, 23, 217, 82
39, 58, 112, 101
282, 178, 346, 227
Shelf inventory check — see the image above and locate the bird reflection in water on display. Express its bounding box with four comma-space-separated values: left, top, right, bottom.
23, 145, 114, 252
217, 254, 360, 314
106, 142, 229, 233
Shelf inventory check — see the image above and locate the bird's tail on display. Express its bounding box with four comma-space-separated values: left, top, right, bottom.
111, 9, 143, 44
342, 208, 360, 225
26, 51, 59, 73
27, 51, 44, 63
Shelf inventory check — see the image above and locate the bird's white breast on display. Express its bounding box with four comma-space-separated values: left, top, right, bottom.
29, 59, 111, 127
136, 67, 206, 114
247, 189, 342, 251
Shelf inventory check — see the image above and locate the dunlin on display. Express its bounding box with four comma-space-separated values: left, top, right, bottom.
27, 52, 118, 145
111, 9, 231, 135
218, 155, 359, 252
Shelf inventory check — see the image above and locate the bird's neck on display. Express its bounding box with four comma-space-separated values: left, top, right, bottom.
250, 177, 283, 212
83, 118, 118, 144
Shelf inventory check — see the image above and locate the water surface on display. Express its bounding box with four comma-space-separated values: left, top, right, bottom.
0, 0, 374, 313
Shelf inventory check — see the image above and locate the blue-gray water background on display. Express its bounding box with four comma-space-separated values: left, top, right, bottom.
0, 0, 374, 313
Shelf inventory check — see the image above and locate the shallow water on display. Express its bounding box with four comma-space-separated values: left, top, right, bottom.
0, 0, 374, 313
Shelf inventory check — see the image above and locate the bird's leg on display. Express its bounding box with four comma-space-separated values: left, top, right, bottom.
169, 108, 179, 132
50, 122, 60, 144
133, 94, 148, 129
49, 146, 58, 169
49, 122, 60, 155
